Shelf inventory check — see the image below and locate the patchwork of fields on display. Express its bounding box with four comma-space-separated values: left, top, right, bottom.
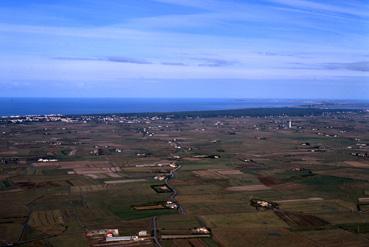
0, 110, 369, 246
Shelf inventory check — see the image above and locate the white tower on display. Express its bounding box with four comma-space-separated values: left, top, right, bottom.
288, 120, 292, 129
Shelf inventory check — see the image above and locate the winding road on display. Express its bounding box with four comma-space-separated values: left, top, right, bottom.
165, 164, 185, 214
151, 163, 184, 246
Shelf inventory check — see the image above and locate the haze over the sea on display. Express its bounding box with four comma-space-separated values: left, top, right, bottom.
0, 98, 312, 116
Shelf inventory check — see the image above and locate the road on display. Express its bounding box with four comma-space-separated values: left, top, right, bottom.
165, 165, 185, 214
151, 216, 162, 247
151, 164, 184, 246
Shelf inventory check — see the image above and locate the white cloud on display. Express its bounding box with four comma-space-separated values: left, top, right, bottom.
269, 0, 369, 17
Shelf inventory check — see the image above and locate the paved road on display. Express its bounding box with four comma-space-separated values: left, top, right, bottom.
151, 216, 162, 247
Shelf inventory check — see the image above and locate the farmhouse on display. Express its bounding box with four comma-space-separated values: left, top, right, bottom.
165, 200, 178, 209
106, 236, 138, 242
250, 199, 279, 210
192, 227, 211, 234
154, 175, 167, 181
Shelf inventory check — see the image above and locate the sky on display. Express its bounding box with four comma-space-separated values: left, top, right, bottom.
0, 0, 368, 99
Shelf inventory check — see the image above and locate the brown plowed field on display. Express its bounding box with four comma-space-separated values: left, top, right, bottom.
258, 176, 281, 186
274, 209, 329, 228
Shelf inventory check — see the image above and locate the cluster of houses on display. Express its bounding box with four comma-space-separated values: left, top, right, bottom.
1, 115, 75, 124
168, 138, 185, 150
85, 225, 211, 244
1, 113, 177, 126
86, 228, 149, 243
351, 152, 368, 158
106, 230, 148, 242
139, 127, 155, 137
356, 143, 367, 149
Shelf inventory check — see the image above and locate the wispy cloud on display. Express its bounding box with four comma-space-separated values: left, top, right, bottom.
106, 57, 152, 64
269, 0, 369, 17
53, 56, 239, 67
195, 58, 239, 67
54, 56, 152, 64
160, 62, 187, 66
324, 61, 369, 72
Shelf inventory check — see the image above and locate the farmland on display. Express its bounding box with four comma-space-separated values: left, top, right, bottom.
0, 108, 369, 246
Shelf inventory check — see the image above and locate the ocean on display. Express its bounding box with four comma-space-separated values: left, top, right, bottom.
0, 98, 305, 116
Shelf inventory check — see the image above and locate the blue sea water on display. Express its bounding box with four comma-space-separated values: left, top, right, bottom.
0, 98, 303, 116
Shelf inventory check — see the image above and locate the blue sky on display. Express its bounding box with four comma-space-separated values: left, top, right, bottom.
0, 0, 368, 99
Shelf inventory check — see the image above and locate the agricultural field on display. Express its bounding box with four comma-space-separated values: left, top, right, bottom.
0, 108, 369, 246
